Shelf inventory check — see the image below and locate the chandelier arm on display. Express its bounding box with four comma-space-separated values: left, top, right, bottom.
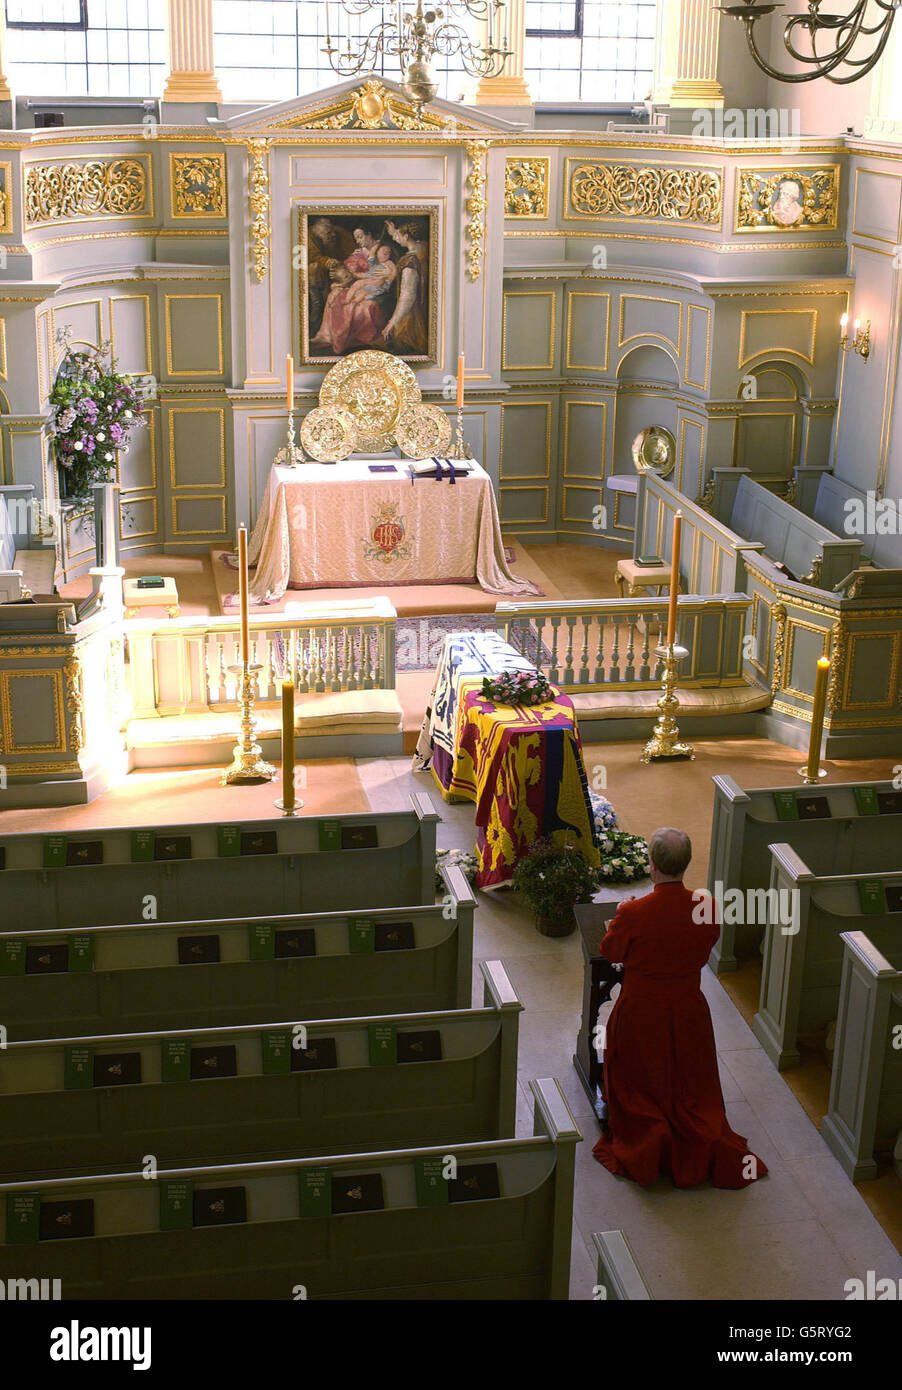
736, 0, 893, 83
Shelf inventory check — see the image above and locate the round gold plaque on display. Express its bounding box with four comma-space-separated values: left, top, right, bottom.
631, 426, 676, 478
319, 349, 421, 453
394, 403, 453, 459
300, 406, 359, 462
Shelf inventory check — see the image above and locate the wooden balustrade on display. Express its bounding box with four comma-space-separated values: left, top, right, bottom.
496, 595, 751, 691
125, 599, 397, 719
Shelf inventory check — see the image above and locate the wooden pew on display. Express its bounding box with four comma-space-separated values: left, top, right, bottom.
821, 932, 902, 1181
0, 864, 475, 1042
0, 1078, 580, 1300
593, 1231, 653, 1301
707, 776, 902, 972
0, 961, 520, 1180
0, 795, 441, 935
753, 845, 902, 1070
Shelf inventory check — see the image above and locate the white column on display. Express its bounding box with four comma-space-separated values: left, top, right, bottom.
475, 0, 531, 106
0, 4, 13, 102
655, 0, 724, 108
163, 0, 222, 103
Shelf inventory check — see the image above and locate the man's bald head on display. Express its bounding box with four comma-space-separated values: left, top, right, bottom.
648, 827, 692, 880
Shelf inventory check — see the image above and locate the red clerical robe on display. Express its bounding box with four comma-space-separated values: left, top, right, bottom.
592, 881, 767, 1189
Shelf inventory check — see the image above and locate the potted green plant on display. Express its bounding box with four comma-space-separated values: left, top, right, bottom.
512, 838, 598, 938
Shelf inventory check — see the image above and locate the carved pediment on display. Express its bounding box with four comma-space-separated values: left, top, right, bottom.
222, 74, 522, 137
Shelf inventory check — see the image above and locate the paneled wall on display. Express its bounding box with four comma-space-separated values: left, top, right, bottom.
0, 80, 895, 571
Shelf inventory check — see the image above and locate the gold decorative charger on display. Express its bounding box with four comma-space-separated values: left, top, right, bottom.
318, 349, 421, 452
299, 406, 359, 461
632, 425, 676, 478
394, 403, 453, 459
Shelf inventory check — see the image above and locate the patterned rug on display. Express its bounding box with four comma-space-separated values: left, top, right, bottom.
395, 613, 552, 672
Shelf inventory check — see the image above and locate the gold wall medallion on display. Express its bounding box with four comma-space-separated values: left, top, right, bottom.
566, 159, 722, 226
318, 348, 421, 452
24, 156, 149, 225
298, 79, 452, 133
632, 426, 677, 478
171, 153, 227, 217
299, 406, 359, 461
504, 157, 549, 219
394, 402, 453, 458
735, 166, 840, 232
248, 139, 271, 282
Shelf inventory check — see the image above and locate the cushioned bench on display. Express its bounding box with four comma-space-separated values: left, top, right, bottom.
0, 960, 520, 1180
0, 1077, 580, 1300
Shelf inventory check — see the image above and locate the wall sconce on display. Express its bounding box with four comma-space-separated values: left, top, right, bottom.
840, 312, 871, 362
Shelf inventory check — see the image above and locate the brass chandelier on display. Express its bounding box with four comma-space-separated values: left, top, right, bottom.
322, 0, 513, 106
718, 0, 900, 83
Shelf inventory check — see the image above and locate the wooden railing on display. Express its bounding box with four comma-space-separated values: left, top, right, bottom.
495, 595, 752, 691
125, 598, 397, 719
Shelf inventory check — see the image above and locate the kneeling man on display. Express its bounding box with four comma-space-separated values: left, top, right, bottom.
593, 827, 767, 1189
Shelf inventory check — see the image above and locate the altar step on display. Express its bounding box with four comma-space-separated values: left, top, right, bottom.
569, 681, 772, 742
125, 689, 404, 768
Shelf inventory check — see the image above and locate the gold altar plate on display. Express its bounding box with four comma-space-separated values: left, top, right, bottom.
300, 405, 359, 461
318, 349, 421, 453
395, 403, 453, 459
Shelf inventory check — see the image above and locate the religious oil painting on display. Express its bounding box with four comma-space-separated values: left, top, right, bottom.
298, 207, 438, 365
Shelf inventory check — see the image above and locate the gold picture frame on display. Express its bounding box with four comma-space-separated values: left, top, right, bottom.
297, 205, 439, 366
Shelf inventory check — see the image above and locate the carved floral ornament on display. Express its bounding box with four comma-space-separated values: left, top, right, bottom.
569, 162, 722, 226
504, 158, 549, 219
303, 78, 452, 133
25, 158, 148, 225
247, 139, 271, 283
736, 167, 839, 232
171, 154, 227, 217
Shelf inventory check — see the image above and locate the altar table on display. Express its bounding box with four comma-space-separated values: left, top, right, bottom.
415, 632, 599, 889
247, 460, 539, 602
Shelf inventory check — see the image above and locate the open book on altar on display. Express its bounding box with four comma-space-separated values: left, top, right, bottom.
408, 457, 476, 476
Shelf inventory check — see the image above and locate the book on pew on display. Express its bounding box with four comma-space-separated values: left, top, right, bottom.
331, 1173, 384, 1214
415, 1157, 449, 1206
878, 791, 902, 815
797, 795, 830, 820
70, 934, 94, 971
40, 1198, 94, 1241
190, 1044, 237, 1079
131, 829, 154, 862
241, 830, 278, 855
298, 1168, 331, 1218
342, 824, 378, 850
93, 1052, 142, 1087
193, 1186, 247, 1227
275, 927, 316, 957
0, 939, 25, 975
397, 1029, 442, 1063
375, 921, 415, 951
25, 943, 68, 974
160, 1181, 193, 1231
261, 1030, 291, 1074
854, 786, 879, 816
291, 1036, 338, 1072
5, 1194, 40, 1245
634, 554, 665, 567
857, 880, 885, 914
886, 885, 902, 912
448, 1162, 501, 1203
43, 835, 67, 868
154, 834, 192, 861
66, 839, 104, 866
0, 847, 4, 871
369, 1023, 397, 1065
64, 1046, 93, 1090
161, 1039, 190, 1082
178, 934, 220, 965
136, 576, 166, 589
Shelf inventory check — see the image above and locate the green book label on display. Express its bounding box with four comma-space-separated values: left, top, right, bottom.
64, 1045, 93, 1090
298, 1167, 331, 1218
348, 918, 374, 955
318, 819, 341, 852
854, 786, 879, 817
131, 829, 154, 863
69, 934, 94, 972
262, 1029, 291, 1075
160, 1180, 193, 1231
249, 922, 275, 960
5, 1193, 40, 1245
217, 826, 241, 857
0, 939, 25, 976
858, 880, 885, 914
368, 1023, 397, 1066
161, 1038, 191, 1082
415, 1156, 449, 1207
773, 791, 799, 821
43, 835, 67, 868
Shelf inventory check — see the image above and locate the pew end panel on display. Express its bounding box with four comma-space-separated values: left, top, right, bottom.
752, 844, 815, 1070
822, 931, 902, 1182
593, 1230, 653, 1301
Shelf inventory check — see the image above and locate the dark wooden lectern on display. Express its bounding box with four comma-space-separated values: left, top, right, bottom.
573, 900, 622, 1125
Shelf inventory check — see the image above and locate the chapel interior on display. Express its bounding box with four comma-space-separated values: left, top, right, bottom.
1, 0, 902, 1305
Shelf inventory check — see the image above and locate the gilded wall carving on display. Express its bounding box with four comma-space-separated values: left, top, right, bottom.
567, 161, 722, 225
171, 154, 227, 217
303, 79, 451, 132
504, 157, 549, 219
735, 167, 839, 232
0, 163, 11, 235
465, 140, 488, 281
24, 157, 149, 225
247, 139, 271, 283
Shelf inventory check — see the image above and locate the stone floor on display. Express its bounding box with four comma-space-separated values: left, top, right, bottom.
357, 754, 902, 1303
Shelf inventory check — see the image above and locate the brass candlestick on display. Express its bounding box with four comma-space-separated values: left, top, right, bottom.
798, 655, 830, 784
222, 662, 276, 785
640, 643, 695, 763
274, 410, 306, 467
451, 406, 472, 460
